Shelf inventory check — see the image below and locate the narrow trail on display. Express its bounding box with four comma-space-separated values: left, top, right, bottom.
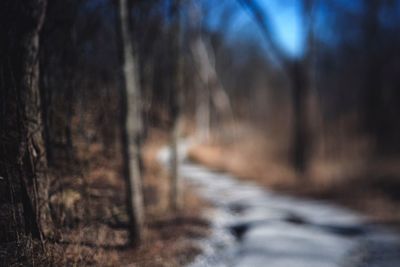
158, 141, 400, 267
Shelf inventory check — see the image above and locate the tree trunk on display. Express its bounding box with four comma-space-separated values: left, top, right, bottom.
169, 0, 184, 211
188, 2, 236, 141
65, 79, 75, 160
290, 61, 312, 174
39, 59, 54, 165
190, 34, 235, 141
0, 0, 52, 241
362, 0, 383, 144
195, 81, 211, 142
116, 0, 145, 245
290, 0, 316, 175
237, 0, 317, 175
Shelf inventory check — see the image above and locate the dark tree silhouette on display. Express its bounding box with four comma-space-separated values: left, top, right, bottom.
168, 0, 184, 211
238, 0, 316, 174
0, 0, 53, 241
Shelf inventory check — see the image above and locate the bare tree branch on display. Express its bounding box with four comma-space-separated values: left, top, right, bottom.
237, 0, 289, 67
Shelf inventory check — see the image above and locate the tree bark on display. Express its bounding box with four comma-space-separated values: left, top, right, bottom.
362, 0, 383, 142
290, 61, 312, 173
169, 0, 184, 211
116, 0, 145, 245
190, 34, 235, 141
0, 0, 52, 241
291, 0, 316, 174
39, 56, 54, 165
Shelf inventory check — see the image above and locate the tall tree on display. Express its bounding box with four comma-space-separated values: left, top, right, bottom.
362, 0, 383, 142
116, 0, 145, 245
40, 0, 82, 165
189, 2, 235, 141
169, 0, 184, 211
0, 0, 52, 241
238, 0, 316, 174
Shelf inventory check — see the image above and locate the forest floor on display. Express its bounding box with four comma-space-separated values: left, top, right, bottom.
188, 124, 400, 231
4, 129, 210, 267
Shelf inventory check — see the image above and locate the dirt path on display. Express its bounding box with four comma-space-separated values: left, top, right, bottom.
158, 141, 400, 267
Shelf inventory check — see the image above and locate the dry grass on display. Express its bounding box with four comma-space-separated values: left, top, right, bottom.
189, 126, 297, 189
1, 128, 209, 267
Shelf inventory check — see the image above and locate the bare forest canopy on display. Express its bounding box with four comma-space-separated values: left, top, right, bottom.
34, 0, 400, 137
38, 0, 400, 148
